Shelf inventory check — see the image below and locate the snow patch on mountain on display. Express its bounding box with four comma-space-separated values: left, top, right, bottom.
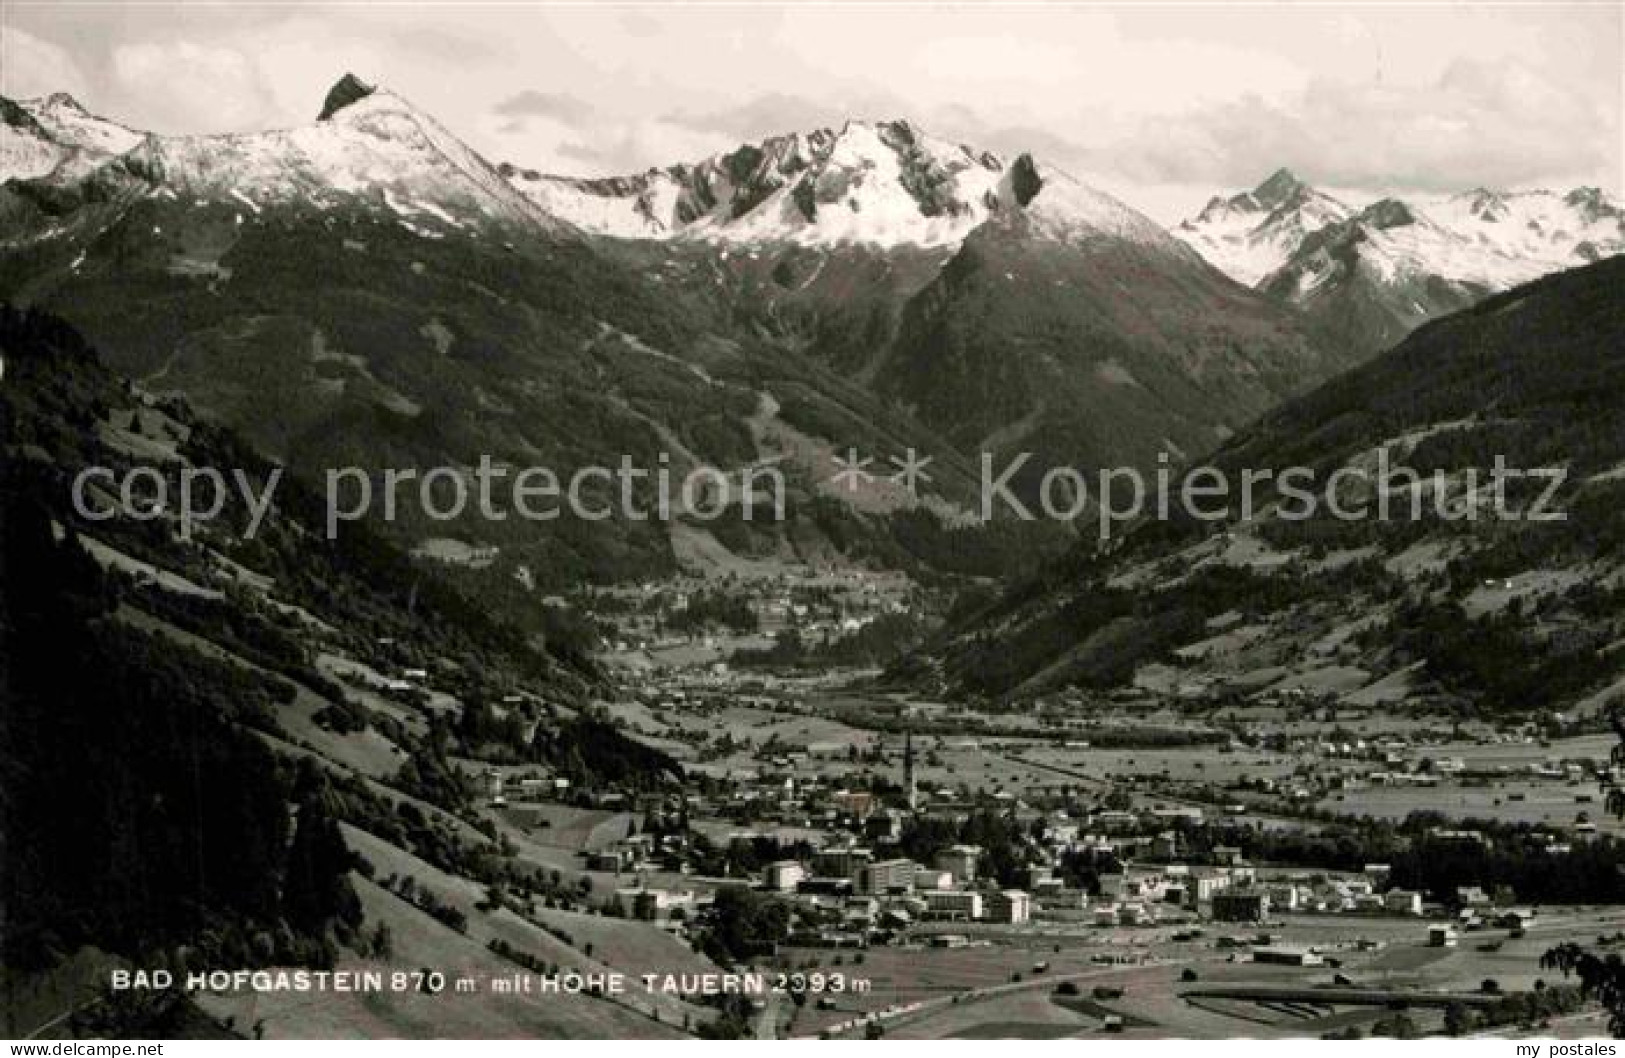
510, 170, 687, 239
1018, 162, 1186, 252
3, 78, 572, 238
1407, 187, 1625, 280
1266, 188, 1625, 305
1174, 168, 1354, 285
2, 93, 146, 183
1179, 170, 1625, 296
97, 83, 570, 234
506, 119, 1167, 252
24, 93, 145, 155
0, 107, 62, 183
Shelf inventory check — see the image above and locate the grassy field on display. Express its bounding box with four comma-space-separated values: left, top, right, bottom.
499, 804, 637, 853
195, 876, 686, 1039
339, 824, 713, 1031
80, 534, 224, 599
1021, 744, 1295, 786
797, 905, 1625, 1040
275, 684, 407, 781
116, 605, 410, 781
527, 906, 719, 981
785, 939, 1129, 1037
317, 652, 431, 735
1322, 781, 1621, 831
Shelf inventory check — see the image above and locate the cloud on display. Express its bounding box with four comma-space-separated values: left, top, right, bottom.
1076, 58, 1617, 194
3, 4, 1615, 211
110, 40, 277, 133
545, 118, 733, 175
492, 90, 596, 128
475, 104, 741, 178
388, 25, 507, 66
662, 91, 904, 141
0, 27, 92, 101
617, 12, 664, 39
480, 65, 1616, 217
554, 138, 623, 167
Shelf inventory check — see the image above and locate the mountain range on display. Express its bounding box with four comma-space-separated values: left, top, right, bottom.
9, 53, 1625, 1045
509, 116, 1625, 388
0, 76, 1353, 589
900, 254, 1625, 710
506, 119, 1169, 250
1175, 169, 1625, 356
3, 77, 1619, 599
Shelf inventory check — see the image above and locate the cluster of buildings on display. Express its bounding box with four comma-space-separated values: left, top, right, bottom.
757, 841, 1035, 945
594, 570, 918, 666
612, 884, 698, 922
742, 825, 1507, 949
1077, 861, 1428, 926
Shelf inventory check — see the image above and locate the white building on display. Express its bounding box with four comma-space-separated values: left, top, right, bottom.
921, 889, 983, 921
1384, 889, 1423, 916
987, 890, 1033, 925
615, 887, 696, 921
764, 860, 806, 892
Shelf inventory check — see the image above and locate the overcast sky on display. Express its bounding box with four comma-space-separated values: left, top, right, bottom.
3, 2, 1619, 222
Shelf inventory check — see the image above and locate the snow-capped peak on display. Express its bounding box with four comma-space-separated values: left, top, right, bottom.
19, 92, 145, 156
6, 74, 573, 238
1251, 183, 1625, 355
1179, 167, 1625, 297
505, 117, 1001, 247
1176, 169, 1353, 285
1000, 157, 1184, 252
505, 118, 1168, 252
1334, 188, 1625, 286
37, 92, 90, 117
1252, 167, 1309, 210
0, 91, 147, 182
